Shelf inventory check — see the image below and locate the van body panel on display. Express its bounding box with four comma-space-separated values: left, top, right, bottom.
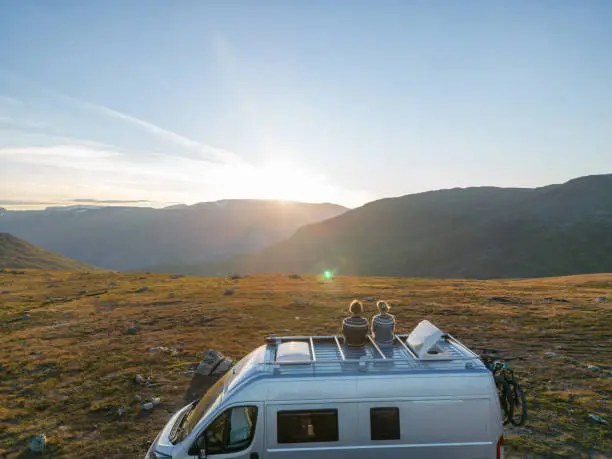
263, 395, 497, 459
265, 443, 494, 459
266, 377, 357, 401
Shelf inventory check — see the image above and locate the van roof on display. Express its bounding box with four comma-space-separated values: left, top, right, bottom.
224, 321, 488, 395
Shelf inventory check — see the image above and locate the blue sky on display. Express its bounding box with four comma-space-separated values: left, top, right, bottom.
1, 0, 611, 209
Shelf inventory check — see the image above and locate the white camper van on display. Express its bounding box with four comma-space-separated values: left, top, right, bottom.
145, 320, 504, 459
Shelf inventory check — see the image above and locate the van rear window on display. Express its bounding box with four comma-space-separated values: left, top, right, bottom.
277, 409, 339, 443
370, 407, 400, 440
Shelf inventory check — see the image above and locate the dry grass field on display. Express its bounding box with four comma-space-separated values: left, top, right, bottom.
1, 269, 611, 458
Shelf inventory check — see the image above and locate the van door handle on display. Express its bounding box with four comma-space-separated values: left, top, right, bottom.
250, 453, 259, 459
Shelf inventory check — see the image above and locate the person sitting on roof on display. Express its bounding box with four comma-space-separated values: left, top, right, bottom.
342, 300, 369, 347
372, 300, 395, 345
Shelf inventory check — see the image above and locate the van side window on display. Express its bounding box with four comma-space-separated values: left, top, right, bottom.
277, 409, 339, 443
370, 407, 400, 440
199, 406, 258, 455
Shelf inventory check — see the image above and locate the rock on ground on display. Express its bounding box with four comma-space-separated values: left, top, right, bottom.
589, 414, 609, 425
28, 433, 46, 452
196, 349, 234, 377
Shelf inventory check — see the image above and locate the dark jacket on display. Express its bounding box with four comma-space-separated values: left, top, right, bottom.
342, 315, 369, 346
372, 313, 395, 345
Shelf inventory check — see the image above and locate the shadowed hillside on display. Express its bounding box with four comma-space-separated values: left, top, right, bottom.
0, 234, 98, 271
0, 200, 347, 271
195, 174, 612, 279
0, 270, 610, 458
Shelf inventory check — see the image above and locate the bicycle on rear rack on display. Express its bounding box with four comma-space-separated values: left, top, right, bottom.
477, 349, 528, 426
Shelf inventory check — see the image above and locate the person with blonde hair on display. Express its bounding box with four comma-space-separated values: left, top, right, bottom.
372, 300, 395, 345
341, 299, 369, 347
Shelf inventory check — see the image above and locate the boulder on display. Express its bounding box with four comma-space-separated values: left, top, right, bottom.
589, 414, 609, 425
196, 349, 233, 376
142, 402, 154, 411
211, 360, 233, 375
122, 326, 140, 335
203, 349, 224, 362
28, 433, 46, 452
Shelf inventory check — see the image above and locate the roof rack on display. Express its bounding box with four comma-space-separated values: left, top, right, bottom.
263, 320, 479, 366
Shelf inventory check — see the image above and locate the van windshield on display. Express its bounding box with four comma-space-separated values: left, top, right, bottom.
181, 348, 258, 438
183, 371, 231, 436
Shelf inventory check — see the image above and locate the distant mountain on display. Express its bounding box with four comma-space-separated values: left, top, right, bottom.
194, 174, 612, 279
0, 200, 347, 271
0, 233, 98, 271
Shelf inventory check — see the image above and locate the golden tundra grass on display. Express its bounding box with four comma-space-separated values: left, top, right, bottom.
0, 270, 611, 458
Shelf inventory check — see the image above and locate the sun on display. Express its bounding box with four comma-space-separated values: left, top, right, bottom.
257, 162, 326, 203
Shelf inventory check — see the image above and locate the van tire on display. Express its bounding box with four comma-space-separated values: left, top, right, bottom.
495, 375, 511, 425
508, 380, 527, 426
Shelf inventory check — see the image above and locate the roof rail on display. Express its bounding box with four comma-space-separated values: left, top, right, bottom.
263, 321, 478, 365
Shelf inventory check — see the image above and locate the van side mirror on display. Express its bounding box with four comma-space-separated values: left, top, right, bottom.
188, 435, 207, 458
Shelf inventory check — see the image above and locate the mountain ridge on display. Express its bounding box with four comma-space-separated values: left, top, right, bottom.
0, 233, 99, 271
0, 200, 348, 271
187, 174, 612, 279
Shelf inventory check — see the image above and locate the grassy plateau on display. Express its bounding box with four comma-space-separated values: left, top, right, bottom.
0, 270, 611, 458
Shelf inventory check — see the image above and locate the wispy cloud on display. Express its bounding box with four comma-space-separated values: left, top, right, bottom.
0, 71, 243, 166
0, 199, 59, 206
0, 93, 22, 107
72, 198, 152, 204
0, 145, 120, 159
61, 94, 244, 165
0, 71, 371, 209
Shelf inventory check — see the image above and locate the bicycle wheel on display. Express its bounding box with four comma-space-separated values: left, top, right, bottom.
494, 374, 512, 425
508, 378, 527, 426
